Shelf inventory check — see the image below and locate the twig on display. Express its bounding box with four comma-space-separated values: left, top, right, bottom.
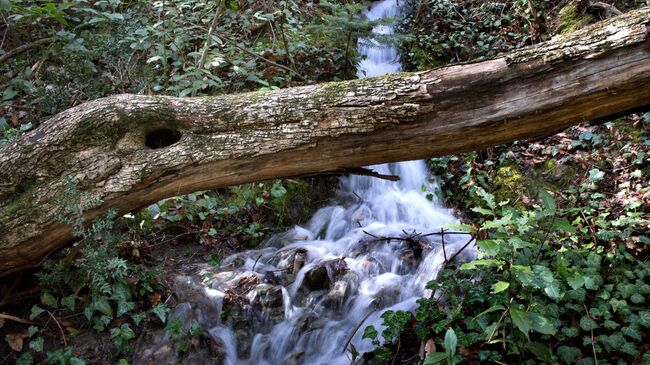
251, 254, 263, 271
441, 228, 447, 262
445, 234, 476, 264
214, 30, 307, 81
584, 304, 599, 365
193, 0, 224, 97
391, 334, 401, 365
0, 37, 54, 64
344, 167, 400, 181
589, 1, 623, 16
46, 310, 68, 347
342, 308, 377, 354
0, 313, 33, 325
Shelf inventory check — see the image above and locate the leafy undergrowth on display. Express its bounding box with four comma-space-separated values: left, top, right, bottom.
362, 115, 650, 364
0, 177, 334, 364
0, 0, 395, 136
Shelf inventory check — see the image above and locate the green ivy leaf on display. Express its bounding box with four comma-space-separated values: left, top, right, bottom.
638, 311, 650, 328
61, 294, 77, 312
556, 346, 581, 364
92, 296, 113, 316
29, 305, 45, 320
29, 336, 43, 352
151, 303, 169, 323
15, 352, 33, 365
566, 271, 584, 290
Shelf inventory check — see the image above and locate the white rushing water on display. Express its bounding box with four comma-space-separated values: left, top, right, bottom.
139, 2, 472, 364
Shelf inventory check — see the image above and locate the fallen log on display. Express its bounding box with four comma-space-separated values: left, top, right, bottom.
1, 8, 650, 276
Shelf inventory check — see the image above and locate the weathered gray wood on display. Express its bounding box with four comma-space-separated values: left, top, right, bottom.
1, 8, 650, 276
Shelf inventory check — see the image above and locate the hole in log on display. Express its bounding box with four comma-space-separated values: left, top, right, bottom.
145, 128, 182, 149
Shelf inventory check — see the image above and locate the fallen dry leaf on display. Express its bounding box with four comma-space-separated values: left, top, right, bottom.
5, 331, 28, 352
424, 338, 436, 354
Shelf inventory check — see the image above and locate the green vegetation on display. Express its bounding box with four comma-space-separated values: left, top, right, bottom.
363, 117, 650, 363
2, 0, 649, 363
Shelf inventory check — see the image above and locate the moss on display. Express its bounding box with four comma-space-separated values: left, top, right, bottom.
613, 119, 642, 143
531, 158, 576, 191
556, 0, 593, 34
248, 88, 273, 103
269, 177, 337, 226
492, 164, 526, 204
0, 187, 36, 228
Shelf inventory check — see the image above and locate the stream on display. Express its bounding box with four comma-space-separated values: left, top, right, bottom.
135, 1, 473, 364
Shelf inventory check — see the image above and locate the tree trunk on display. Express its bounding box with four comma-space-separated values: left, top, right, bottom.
1, 8, 650, 277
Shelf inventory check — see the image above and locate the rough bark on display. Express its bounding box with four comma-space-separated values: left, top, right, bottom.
1, 8, 650, 276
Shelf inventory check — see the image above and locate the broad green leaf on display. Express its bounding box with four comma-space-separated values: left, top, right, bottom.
509, 307, 532, 335
424, 352, 448, 364
477, 240, 501, 256
544, 280, 563, 301
491, 281, 509, 294
460, 259, 503, 270
471, 207, 493, 216
444, 328, 457, 357
530, 312, 557, 335
550, 218, 576, 234
474, 305, 505, 319
527, 342, 552, 362
42, 291, 58, 308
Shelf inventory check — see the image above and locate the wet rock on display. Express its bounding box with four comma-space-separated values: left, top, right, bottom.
322, 280, 349, 310
284, 351, 305, 365
292, 249, 308, 274
248, 284, 284, 309
304, 265, 330, 290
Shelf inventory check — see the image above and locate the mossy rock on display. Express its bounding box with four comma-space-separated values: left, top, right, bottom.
556, 0, 593, 35
268, 177, 337, 227
492, 163, 527, 204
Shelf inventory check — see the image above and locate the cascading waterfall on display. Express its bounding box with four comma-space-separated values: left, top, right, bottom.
135, 1, 472, 364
